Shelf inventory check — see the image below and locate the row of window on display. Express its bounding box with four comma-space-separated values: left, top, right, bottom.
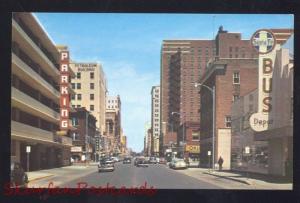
108, 100, 118, 103
72, 104, 94, 111
107, 105, 118, 109
71, 94, 94, 100
71, 83, 95, 90
76, 72, 94, 79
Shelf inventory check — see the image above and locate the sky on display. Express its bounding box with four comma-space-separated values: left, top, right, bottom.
34, 13, 293, 152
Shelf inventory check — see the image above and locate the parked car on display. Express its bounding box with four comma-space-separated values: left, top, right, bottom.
11, 162, 28, 188
169, 159, 187, 170
149, 157, 158, 164
159, 157, 167, 164
111, 157, 119, 162
136, 158, 149, 167
98, 158, 115, 172
123, 157, 132, 164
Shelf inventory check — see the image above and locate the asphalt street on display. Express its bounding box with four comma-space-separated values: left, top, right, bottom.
60, 162, 222, 189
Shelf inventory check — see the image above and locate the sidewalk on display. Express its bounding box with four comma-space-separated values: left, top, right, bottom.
175, 167, 292, 190
27, 162, 98, 182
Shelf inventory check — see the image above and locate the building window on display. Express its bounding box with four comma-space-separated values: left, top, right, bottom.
71, 94, 75, 100
77, 83, 81, 89
90, 83, 94, 89
192, 132, 200, 141
225, 116, 232, 128
233, 72, 240, 84
72, 132, 80, 141
90, 94, 94, 100
90, 72, 94, 79
233, 95, 240, 102
76, 72, 81, 79
77, 94, 82, 100
77, 105, 81, 108
72, 105, 76, 108
71, 83, 75, 89
90, 105, 94, 111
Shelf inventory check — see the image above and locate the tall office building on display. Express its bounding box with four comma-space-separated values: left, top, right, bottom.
151, 86, 160, 156
11, 13, 75, 171
160, 38, 214, 154
69, 62, 107, 136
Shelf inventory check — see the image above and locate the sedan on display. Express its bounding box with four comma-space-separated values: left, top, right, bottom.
98, 159, 115, 172
136, 159, 149, 167
123, 157, 132, 164
169, 159, 187, 170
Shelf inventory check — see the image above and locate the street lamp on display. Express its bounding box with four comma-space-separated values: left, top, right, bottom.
194, 82, 215, 170
171, 111, 185, 158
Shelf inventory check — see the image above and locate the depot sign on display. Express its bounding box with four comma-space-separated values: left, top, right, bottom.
249, 29, 278, 132
60, 51, 70, 130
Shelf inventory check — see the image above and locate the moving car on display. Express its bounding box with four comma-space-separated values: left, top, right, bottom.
169, 159, 187, 170
134, 156, 144, 166
149, 157, 158, 164
136, 158, 149, 167
98, 158, 115, 172
11, 162, 28, 188
123, 157, 132, 164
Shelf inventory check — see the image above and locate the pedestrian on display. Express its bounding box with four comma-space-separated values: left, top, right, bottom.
218, 156, 224, 171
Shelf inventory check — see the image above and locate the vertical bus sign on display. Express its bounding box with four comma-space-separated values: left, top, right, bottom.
60, 51, 70, 130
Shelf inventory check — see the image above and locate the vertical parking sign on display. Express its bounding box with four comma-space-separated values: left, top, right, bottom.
60, 51, 70, 130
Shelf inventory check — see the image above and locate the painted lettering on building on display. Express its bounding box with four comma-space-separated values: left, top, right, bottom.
60, 51, 70, 130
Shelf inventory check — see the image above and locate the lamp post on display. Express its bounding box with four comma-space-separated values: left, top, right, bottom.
171, 111, 185, 158
195, 83, 215, 170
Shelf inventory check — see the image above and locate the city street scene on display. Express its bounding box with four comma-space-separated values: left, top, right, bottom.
10, 13, 293, 190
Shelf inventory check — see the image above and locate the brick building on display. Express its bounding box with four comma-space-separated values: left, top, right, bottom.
199, 58, 258, 169
160, 39, 214, 155
70, 108, 97, 161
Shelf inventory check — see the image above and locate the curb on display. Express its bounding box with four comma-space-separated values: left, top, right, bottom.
203, 172, 251, 185
29, 174, 54, 182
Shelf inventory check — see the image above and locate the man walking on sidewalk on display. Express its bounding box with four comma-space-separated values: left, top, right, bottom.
218, 156, 224, 171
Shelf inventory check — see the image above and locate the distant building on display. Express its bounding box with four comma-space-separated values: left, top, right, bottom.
105, 95, 122, 155
151, 86, 160, 156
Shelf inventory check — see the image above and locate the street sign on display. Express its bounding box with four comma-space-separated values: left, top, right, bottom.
208, 151, 211, 156
26, 146, 31, 153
